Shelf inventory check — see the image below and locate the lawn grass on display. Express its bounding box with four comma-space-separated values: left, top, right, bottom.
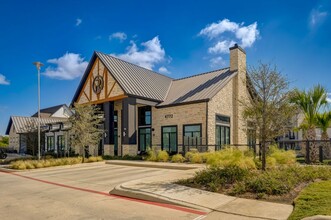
288, 180, 331, 220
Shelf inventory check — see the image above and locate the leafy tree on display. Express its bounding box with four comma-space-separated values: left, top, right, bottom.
316, 111, 331, 158
69, 103, 104, 161
242, 62, 296, 170
0, 136, 9, 147
290, 85, 328, 163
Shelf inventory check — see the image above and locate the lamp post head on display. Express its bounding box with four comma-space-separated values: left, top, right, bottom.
33, 62, 44, 71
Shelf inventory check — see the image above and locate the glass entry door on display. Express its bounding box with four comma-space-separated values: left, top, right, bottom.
139, 128, 151, 152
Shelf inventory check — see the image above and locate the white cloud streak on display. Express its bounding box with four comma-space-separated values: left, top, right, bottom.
158, 66, 170, 74
0, 74, 10, 85
113, 36, 166, 70
309, 7, 328, 29
43, 53, 88, 80
209, 56, 225, 68
199, 18, 260, 53
76, 18, 82, 26
109, 32, 127, 42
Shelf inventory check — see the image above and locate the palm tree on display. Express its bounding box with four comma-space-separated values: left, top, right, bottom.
290, 85, 328, 163
316, 111, 331, 159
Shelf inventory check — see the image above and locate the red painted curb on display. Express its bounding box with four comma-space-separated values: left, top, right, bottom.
0, 170, 207, 216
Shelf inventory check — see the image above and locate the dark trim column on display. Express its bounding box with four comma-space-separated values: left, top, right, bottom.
122, 97, 137, 145
103, 101, 114, 145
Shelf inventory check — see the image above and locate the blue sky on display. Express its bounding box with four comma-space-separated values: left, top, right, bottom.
0, 0, 331, 135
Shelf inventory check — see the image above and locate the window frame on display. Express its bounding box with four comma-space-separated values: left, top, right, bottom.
138, 127, 151, 152
215, 114, 231, 149
161, 125, 178, 153
183, 123, 202, 147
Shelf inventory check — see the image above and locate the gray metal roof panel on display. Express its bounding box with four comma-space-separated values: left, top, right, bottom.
158, 68, 236, 106
10, 116, 67, 134
96, 52, 173, 101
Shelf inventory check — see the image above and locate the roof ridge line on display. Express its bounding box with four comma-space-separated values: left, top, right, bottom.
174, 67, 230, 81
95, 51, 174, 80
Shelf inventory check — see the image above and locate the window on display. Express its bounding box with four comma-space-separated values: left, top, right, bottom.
215, 114, 230, 149
114, 111, 118, 155
162, 126, 177, 153
138, 106, 151, 126
216, 125, 230, 148
47, 136, 55, 151
183, 124, 201, 146
139, 128, 151, 152
57, 135, 65, 151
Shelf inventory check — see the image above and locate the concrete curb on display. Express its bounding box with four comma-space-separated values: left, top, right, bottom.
110, 183, 211, 213
105, 160, 205, 170
109, 172, 293, 220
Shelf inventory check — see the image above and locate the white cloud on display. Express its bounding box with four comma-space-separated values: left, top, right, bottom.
158, 66, 170, 74
76, 18, 82, 26
199, 19, 239, 39
0, 74, 10, 85
199, 18, 259, 53
209, 56, 225, 68
208, 40, 236, 54
113, 36, 166, 70
327, 93, 331, 103
235, 22, 259, 48
43, 53, 88, 80
309, 7, 328, 29
109, 32, 127, 42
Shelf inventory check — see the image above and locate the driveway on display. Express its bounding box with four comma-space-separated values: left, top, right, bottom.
0, 162, 205, 220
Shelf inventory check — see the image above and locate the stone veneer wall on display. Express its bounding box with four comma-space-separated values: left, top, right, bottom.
208, 80, 234, 147
152, 102, 207, 148
9, 125, 19, 153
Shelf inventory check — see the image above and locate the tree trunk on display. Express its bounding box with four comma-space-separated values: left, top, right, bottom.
307, 128, 317, 163
321, 132, 330, 159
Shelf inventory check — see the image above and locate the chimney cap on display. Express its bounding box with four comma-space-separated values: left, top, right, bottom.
229, 43, 246, 54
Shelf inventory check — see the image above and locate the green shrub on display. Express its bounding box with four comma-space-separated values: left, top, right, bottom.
184, 151, 195, 161
157, 150, 169, 162
171, 154, 186, 163
88, 156, 98, 162
146, 147, 158, 161
190, 153, 203, 163
268, 145, 296, 166
206, 148, 256, 170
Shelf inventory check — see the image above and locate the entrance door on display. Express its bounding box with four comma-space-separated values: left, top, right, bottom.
138, 128, 151, 152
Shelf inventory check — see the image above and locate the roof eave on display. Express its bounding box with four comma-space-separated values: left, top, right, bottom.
156, 99, 209, 108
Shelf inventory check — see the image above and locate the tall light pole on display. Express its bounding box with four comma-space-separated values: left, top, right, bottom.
33, 62, 44, 160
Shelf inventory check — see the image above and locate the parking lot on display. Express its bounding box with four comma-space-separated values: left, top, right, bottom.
0, 163, 204, 220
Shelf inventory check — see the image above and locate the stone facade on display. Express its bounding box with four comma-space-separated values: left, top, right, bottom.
8, 125, 19, 152
152, 102, 207, 148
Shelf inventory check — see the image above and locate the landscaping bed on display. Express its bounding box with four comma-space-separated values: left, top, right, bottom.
9, 156, 103, 170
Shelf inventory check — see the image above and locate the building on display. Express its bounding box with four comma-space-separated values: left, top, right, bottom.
5, 104, 72, 154
71, 44, 255, 156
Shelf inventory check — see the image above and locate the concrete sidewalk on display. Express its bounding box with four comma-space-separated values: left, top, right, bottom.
109, 162, 293, 220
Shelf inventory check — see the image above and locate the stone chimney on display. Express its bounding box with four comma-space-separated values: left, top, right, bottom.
229, 43, 247, 145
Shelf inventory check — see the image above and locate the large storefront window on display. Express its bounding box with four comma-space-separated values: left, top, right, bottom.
139, 128, 151, 152
215, 114, 230, 150
183, 124, 201, 146
162, 126, 177, 153
47, 136, 55, 151
57, 135, 65, 151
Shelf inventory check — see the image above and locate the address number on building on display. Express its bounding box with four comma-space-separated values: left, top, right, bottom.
165, 114, 173, 119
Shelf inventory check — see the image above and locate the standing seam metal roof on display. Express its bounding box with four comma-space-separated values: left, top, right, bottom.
7, 116, 67, 134
72, 51, 239, 107
96, 52, 173, 101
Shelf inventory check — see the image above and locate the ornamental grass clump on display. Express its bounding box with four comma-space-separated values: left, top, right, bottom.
206, 148, 256, 170
146, 147, 158, 161
157, 150, 169, 162
171, 154, 186, 163
185, 150, 203, 163
268, 145, 296, 166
